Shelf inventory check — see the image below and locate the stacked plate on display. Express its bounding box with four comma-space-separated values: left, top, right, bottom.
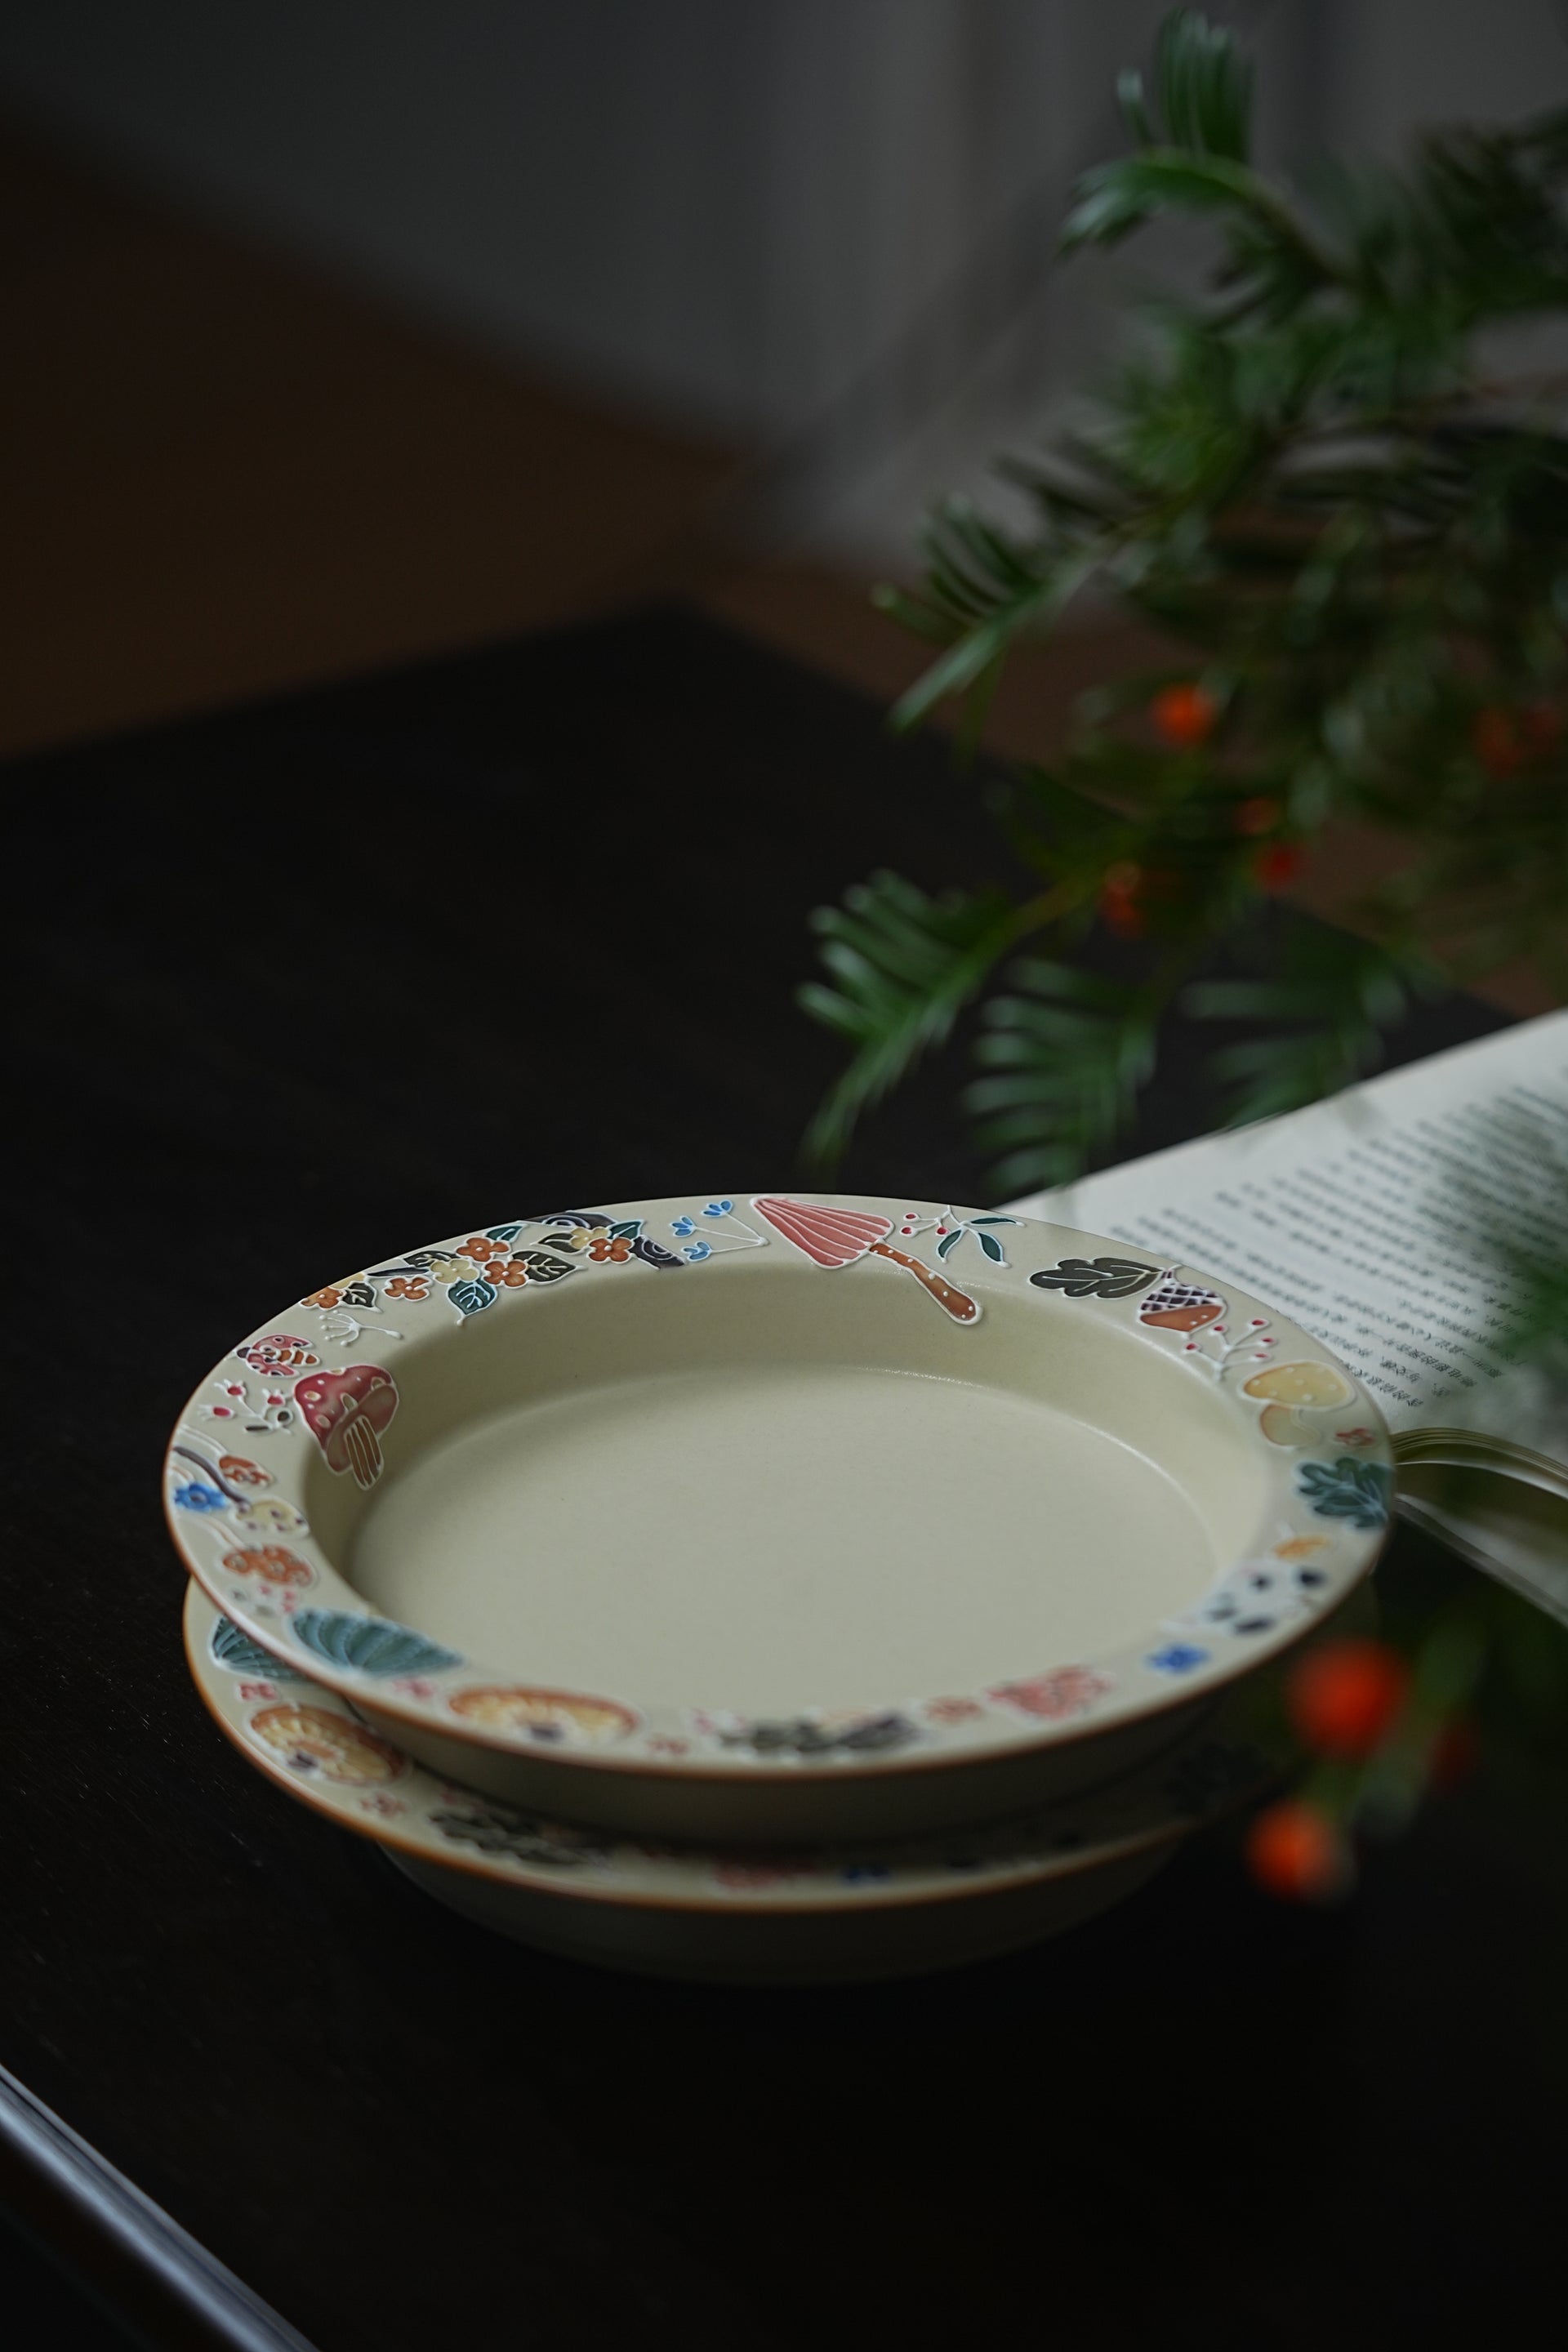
164, 1192, 1392, 1983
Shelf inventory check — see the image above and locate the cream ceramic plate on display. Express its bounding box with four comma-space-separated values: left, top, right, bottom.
185, 1581, 1275, 1984
163, 1193, 1390, 1838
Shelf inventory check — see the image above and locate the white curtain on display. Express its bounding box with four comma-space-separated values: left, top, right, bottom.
2, 0, 1565, 559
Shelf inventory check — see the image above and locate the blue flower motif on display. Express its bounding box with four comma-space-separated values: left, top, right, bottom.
703, 1199, 734, 1218
1147, 1642, 1209, 1675
173, 1479, 228, 1514
840, 1860, 890, 1883
670, 1215, 697, 1236
683, 1240, 712, 1262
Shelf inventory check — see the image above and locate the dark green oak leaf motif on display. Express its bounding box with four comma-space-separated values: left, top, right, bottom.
430, 1806, 608, 1867
1031, 1255, 1160, 1300
1297, 1456, 1392, 1531
719, 1712, 920, 1757
511, 1249, 575, 1285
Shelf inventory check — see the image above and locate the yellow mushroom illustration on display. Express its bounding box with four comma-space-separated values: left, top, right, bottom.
1243, 1360, 1358, 1445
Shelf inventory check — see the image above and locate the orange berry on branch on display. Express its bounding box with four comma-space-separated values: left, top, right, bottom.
1430, 1716, 1481, 1789
1245, 1797, 1352, 1903
1151, 682, 1219, 748
1098, 860, 1147, 938
1472, 706, 1525, 777
1286, 1637, 1410, 1757
1252, 841, 1305, 891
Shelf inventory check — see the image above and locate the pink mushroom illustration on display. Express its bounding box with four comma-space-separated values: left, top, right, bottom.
293, 1363, 399, 1490
752, 1196, 978, 1324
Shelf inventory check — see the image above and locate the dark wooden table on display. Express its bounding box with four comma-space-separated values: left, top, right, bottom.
4, 609, 1562, 2351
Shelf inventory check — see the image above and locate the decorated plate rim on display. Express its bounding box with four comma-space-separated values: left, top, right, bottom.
183, 1580, 1279, 1916
163, 1192, 1393, 1784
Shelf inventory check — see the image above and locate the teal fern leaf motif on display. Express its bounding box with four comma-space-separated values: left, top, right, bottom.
290, 1610, 461, 1677
1297, 1457, 1392, 1531
211, 1616, 301, 1679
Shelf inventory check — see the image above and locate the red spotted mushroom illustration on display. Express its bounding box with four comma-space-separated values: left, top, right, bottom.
293, 1364, 399, 1490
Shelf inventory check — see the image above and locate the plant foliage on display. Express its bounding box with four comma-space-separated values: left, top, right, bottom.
802, 7, 1568, 1192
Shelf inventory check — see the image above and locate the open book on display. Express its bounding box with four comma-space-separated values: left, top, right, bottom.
1009, 1009, 1568, 1623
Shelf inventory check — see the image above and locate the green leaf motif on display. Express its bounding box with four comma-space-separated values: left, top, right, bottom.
1031, 1255, 1160, 1300
485, 1222, 523, 1244
290, 1610, 462, 1677
608, 1218, 644, 1241
431, 1808, 608, 1868
1297, 1457, 1392, 1531
513, 1250, 575, 1286
936, 1228, 962, 1260
448, 1277, 497, 1318
211, 1615, 301, 1679
978, 1229, 1007, 1263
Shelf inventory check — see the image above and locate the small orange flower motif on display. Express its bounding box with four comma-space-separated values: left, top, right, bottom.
221, 1544, 313, 1586
385, 1275, 430, 1301
489, 1262, 532, 1287
587, 1235, 633, 1263
302, 1285, 344, 1310
925, 1696, 985, 1726
217, 1454, 271, 1488
460, 1237, 498, 1262
1151, 681, 1219, 748
990, 1666, 1111, 1722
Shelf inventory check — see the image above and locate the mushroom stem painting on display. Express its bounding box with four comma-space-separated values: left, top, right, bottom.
752, 1197, 979, 1324
295, 1365, 399, 1490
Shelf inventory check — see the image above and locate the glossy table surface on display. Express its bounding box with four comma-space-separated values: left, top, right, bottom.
3, 608, 1560, 2351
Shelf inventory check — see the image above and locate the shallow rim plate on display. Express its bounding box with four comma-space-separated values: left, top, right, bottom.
163, 1192, 1392, 1788
184, 1581, 1275, 1916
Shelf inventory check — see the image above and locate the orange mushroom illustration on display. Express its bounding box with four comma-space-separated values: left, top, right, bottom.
293, 1363, 399, 1490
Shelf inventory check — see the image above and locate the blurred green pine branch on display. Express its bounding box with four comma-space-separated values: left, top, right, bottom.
802, 6, 1568, 1192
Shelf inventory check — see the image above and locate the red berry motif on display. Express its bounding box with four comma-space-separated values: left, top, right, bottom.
1152, 682, 1219, 748
1286, 1638, 1410, 1757
1245, 1798, 1352, 1902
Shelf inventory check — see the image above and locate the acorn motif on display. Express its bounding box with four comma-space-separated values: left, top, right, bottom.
1139, 1279, 1224, 1334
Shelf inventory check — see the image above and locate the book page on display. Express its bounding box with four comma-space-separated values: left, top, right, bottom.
1010, 1010, 1568, 1446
